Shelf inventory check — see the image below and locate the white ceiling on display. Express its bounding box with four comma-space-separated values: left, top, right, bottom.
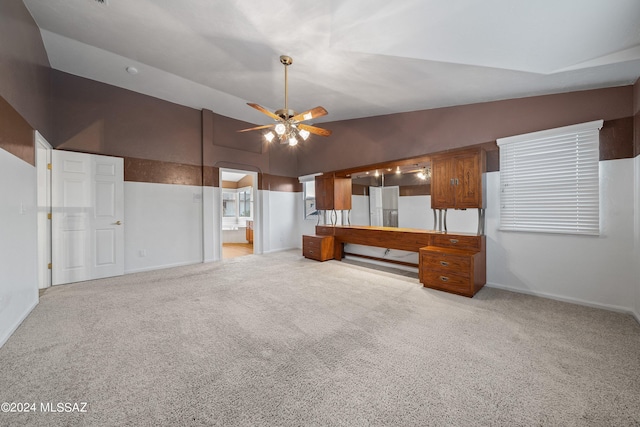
23, 0, 640, 126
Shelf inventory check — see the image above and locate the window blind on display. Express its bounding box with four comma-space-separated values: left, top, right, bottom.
497, 120, 602, 235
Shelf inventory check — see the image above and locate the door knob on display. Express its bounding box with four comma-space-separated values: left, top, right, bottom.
115, 220, 122, 225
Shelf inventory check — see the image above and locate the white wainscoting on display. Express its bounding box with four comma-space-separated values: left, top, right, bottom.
0, 148, 38, 347
261, 190, 302, 253
486, 159, 637, 313
634, 154, 640, 323
124, 182, 203, 273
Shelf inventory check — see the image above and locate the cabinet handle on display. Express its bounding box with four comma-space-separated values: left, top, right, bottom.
455, 178, 459, 185
449, 239, 459, 244
450, 178, 454, 185
439, 276, 449, 282
440, 261, 449, 266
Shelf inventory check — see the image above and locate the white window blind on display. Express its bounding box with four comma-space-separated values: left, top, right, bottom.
497, 120, 602, 235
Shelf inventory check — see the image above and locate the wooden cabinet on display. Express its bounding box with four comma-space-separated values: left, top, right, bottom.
431, 148, 486, 209
302, 235, 334, 261
315, 175, 352, 210
419, 235, 486, 297
245, 220, 253, 243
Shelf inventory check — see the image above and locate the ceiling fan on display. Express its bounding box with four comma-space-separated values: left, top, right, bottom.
238, 55, 332, 146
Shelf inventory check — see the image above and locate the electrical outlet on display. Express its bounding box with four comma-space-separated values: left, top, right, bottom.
139, 249, 147, 257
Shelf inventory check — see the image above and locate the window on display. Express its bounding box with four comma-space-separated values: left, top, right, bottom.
222, 191, 237, 217
497, 120, 602, 236
223, 188, 252, 219
238, 187, 252, 218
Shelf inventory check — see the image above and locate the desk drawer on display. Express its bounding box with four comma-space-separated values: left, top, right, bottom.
420, 270, 472, 296
421, 252, 471, 277
433, 234, 481, 251
303, 235, 334, 261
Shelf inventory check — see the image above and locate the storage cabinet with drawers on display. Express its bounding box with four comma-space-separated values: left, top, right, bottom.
419, 234, 486, 297
302, 235, 335, 262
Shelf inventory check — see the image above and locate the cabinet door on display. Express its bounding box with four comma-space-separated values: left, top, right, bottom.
430, 157, 454, 208
333, 178, 352, 210
315, 176, 334, 210
454, 152, 482, 208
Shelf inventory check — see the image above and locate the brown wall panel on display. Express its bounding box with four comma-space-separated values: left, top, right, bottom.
203, 166, 220, 187
0, 0, 51, 140
600, 117, 634, 161
352, 184, 369, 196
203, 110, 299, 178
0, 96, 34, 165
298, 86, 634, 175
634, 78, 640, 157
400, 185, 431, 197
259, 174, 302, 192
52, 71, 201, 166
125, 157, 202, 186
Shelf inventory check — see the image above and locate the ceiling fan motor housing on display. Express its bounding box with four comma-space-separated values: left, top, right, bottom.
275, 109, 297, 120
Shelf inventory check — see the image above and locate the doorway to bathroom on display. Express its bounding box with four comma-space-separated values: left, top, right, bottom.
220, 168, 256, 259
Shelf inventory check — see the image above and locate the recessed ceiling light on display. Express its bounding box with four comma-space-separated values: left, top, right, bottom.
126, 66, 138, 75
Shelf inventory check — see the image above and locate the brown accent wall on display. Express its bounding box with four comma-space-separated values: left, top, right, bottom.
258, 174, 302, 192
203, 166, 220, 187
0, 0, 51, 142
203, 109, 299, 178
298, 86, 634, 175
352, 184, 369, 196
400, 185, 431, 197
0, 96, 34, 165
599, 117, 634, 161
634, 78, 640, 157
52, 71, 202, 166
124, 157, 202, 186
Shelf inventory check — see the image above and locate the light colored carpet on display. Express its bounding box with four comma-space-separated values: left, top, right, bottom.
1, 250, 639, 426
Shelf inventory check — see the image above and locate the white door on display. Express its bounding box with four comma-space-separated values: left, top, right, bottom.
52, 151, 124, 285
369, 186, 383, 226
35, 132, 52, 289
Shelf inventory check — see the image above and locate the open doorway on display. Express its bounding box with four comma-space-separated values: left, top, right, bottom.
220, 169, 256, 259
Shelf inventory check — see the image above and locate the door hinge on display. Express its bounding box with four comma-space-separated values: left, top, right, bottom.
47, 163, 52, 170
47, 213, 52, 220
47, 263, 52, 269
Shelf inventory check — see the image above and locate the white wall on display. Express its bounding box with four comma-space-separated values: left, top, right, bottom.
486, 159, 636, 312
634, 155, 640, 322
261, 190, 302, 253
0, 148, 38, 347
124, 182, 203, 273
202, 186, 219, 262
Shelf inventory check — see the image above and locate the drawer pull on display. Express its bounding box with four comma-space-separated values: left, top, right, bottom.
439, 276, 449, 282
449, 239, 459, 244
440, 261, 449, 266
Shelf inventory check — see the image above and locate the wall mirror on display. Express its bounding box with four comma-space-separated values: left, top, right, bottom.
333, 155, 432, 229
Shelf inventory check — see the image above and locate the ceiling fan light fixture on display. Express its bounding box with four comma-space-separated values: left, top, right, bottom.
275, 123, 286, 135
264, 131, 275, 143
299, 129, 310, 140
288, 136, 298, 146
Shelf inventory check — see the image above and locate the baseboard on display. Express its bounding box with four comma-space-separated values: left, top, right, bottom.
0, 299, 38, 349
632, 309, 640, 326
486, 282, 637, 318
263, 246, 298, 254
124, 259, 203, 275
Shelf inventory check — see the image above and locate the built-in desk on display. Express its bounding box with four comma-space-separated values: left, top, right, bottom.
309, 225, 486, 297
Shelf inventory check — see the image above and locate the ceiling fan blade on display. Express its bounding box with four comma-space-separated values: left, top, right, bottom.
291, 106, 328, 123
237, 124, 275, 133
247, 103, 281, 121
298, 123, 332, 137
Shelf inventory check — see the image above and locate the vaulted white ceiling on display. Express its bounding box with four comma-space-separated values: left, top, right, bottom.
23, 0, 640, 125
